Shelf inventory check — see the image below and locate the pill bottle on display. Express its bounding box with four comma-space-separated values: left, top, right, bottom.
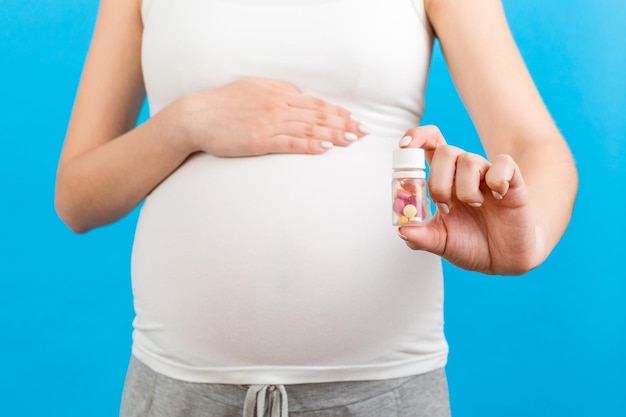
392, 148, 428, 226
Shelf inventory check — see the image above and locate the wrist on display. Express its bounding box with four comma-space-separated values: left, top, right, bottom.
167, 94, 203, 155
170, 91, 221, 156
139, 101, 195, 159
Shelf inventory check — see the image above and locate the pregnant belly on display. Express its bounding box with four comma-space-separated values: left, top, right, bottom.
130, 140, 441, 367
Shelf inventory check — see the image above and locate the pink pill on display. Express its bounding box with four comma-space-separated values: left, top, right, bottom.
396, 189, 412, 200
393, 198, 406, 214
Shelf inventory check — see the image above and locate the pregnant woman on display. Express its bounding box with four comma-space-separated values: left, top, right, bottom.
55, 0, 577, 416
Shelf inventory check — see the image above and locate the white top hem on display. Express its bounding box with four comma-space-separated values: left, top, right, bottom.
132, 344, 449, 385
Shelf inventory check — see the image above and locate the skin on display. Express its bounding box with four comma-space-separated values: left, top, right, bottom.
55, 0, 577, 276
396, 0, 578, 275
55, 0, 367, 233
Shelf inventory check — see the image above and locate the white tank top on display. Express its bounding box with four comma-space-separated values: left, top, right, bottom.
132, 0, 447, 384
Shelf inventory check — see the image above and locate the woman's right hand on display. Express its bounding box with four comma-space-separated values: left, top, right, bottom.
173, 77, 369, 157
60, 0, 370, 233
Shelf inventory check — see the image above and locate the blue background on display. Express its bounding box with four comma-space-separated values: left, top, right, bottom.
1, 0, 625, 416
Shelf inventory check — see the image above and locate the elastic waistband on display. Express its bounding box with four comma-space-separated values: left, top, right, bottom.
130, 356, 444, 413
241, 373, 416, 413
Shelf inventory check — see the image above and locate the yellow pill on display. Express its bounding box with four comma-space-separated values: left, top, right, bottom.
403, 204, 418, 218
399, 216, 410, 225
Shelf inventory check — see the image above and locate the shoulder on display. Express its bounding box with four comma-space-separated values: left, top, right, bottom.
97, 0, 143, 24
424, 0, 506, 34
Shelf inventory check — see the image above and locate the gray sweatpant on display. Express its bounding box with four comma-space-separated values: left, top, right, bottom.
120, 356, 452, 417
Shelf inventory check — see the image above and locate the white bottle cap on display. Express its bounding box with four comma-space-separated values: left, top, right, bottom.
392, 148, 425, 169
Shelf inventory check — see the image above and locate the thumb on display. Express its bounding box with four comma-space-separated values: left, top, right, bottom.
398, 221, 446, 256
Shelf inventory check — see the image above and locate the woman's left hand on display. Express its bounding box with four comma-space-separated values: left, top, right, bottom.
398, 125, 545, 275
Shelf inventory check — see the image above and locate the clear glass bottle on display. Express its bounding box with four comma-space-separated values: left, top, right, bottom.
392, 148, 428, 226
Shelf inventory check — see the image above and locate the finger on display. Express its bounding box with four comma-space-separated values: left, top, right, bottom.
262, 134, 333, 155
398, 224, 446, 256
284, 108, 365, 139
427, 145, 465, 210
454, 152, 491, 207
484, 154, 518, 200
286, 95, 364, 138
398, 125, 447, 165
287, 94, 352, 119
281, 121, 357, 146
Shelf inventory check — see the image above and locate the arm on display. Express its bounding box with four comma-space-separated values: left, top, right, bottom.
427, 0, 577, 251
55, 0, 367, 234
55, 0, 189, 233
399, 0, 577, 274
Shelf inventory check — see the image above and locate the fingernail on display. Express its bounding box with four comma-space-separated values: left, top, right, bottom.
398, 229, 408, 240
468, 202, 482, 208
399, 136, 412, 147
344, 132, 358, 142
436, 203, 450, 214
492, 190, 503, 200
349, 114, 371, 136
320, 141, 334, 149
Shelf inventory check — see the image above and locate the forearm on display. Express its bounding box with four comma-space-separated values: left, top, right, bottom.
426, 0, 578, 262
55, 102, 194, 233
512, 136, 578, 260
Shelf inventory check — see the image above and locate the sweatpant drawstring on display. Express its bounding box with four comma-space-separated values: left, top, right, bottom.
243, 385, 288, 417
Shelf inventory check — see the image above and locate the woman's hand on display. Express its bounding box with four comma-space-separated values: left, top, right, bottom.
174, 77, 369, 157
398, 126, 545, 275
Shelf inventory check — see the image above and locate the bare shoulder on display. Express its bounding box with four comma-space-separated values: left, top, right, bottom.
423, 0, 509, 36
